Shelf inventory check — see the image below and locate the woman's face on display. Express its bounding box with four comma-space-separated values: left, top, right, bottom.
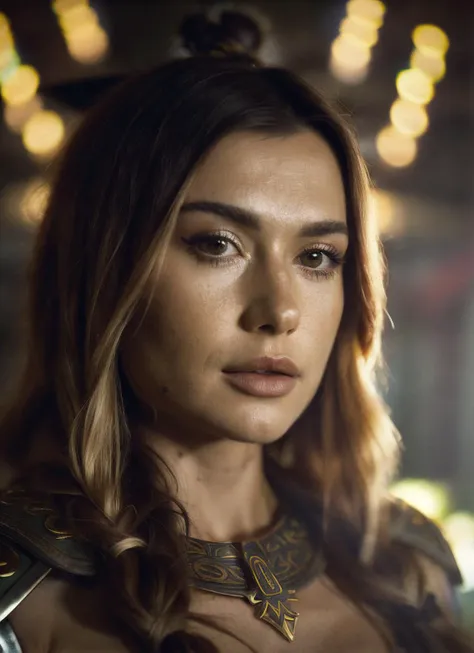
122, 130, 348, 445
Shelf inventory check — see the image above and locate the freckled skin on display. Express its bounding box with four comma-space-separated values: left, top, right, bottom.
121, 131, 348, 446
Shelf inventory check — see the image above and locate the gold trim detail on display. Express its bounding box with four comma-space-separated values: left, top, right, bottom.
186, 512, 324, 641
0, 542, 20, 578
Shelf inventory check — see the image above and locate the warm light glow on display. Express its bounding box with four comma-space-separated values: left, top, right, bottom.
347, 0, 387, 27
390, 479, 450, 521
3, 95, 43, 133
390, 98, 429, 137
329, 56, 368, 84
22, 110, 65, 156
443, 512, 474, 546
396, 68, 434, 105
412, 24, 449, 57
1, 64, 40, 106
0, 12, 11, 31
19, 178, 51, 225
368, 188, 403, 234
58, 4, 99, 33
66, 25, 109, 64
376, 125, 418, 168
340, 16, 379, 48
410, 49, 446, 83
0, 28, 14, 53
331, 35, 371, 69
52, 0, 89, 12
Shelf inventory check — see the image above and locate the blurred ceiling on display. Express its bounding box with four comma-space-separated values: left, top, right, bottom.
0, 0, 472, 276
0, 0, 472, 219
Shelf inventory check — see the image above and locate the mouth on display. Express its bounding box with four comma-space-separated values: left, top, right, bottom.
222, 357, 300, 398
223, 356, 300, 378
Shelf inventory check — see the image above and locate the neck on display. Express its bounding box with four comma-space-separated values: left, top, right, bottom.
141, 425, 278, 542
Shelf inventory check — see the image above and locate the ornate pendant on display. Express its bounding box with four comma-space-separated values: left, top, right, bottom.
186, 512, 325, 642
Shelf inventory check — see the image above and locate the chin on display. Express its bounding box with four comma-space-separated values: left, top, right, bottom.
209, 401, 301, 446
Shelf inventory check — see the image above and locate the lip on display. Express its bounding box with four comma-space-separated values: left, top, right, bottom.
223, 356, 300, 377
222, 357, 300, 398
223, 372, 297, 398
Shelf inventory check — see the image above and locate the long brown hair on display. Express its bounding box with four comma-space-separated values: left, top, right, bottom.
0, 54, 469, 652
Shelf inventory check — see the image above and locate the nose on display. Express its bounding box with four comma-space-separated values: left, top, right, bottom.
239, 262, 301, 336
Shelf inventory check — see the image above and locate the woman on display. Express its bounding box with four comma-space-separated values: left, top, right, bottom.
0, 7, 470, 653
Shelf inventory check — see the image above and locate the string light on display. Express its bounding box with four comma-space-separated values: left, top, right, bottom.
22, 110, 65, 156
329, 0, 386, 85
376, 22, 448, 168
396, 68, 434, 105
376, 126, 417, 168
1, 64, 40, 105
51, 0, 109, 64
410, 49, 446, 83
389, 99, 429, 138
412, 24, 449, 58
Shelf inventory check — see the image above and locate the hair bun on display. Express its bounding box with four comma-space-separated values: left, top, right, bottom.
180, 6, 263, 60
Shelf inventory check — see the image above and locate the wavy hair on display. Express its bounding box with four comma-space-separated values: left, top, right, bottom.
0, 57, 469, 652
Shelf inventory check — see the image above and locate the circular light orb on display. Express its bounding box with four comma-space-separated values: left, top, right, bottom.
3, 95, 43, 133
412, 24, 449, 57
346, 0, 386, 27
376, 125, 418, 168
443, 512, 474, 547
390, 479, 450, 521
329, 56, 368, 85
58, 4, 99, 33
390, 99, 429, 137
396, 68, 434, 105
331, 35, 371, 69
22, 110, 65, 156
410, 49, 446, 83
340, 16, 379, 48
66, 25, 109, 64
19, 179, 51, 225
1, 64, 40, 106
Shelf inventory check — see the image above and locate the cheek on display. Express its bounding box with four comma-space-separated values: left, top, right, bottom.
133, 267, 238, 366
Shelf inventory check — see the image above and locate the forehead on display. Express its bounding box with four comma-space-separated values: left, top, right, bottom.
186, 130, 347, 223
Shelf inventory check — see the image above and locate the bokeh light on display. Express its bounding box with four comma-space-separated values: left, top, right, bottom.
410, 49, 446, 83
22, 110, 65, 156
368, 188, 404, 235
1, 64, 40, 106
329, 0, 385, 84
390, 479, 451, 521
390, 99, 429, 138
396, 69, 434, 105
376, 126, 418, 168
66, 24, 109, 63
3, 95, 43, 133
19, 178, 51, 225
53, 0, 109, 65
346, 0, 386, 26
331, 36, 371, 68
340, 16, 379, 48
412, 24, 449, 58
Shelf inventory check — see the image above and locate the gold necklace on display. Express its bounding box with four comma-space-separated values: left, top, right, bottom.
186, 512, 325, 641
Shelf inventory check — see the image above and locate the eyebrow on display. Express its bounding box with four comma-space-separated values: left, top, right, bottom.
180, 200, 348, 238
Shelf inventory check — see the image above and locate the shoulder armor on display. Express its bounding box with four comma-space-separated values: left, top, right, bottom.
389, 498, 462, 587
0, 489, 95, 625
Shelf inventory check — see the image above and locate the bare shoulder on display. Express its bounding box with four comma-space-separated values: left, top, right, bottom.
9, 573, 132, 653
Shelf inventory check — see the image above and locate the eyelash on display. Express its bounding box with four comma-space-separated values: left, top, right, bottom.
182, 230, 345, 280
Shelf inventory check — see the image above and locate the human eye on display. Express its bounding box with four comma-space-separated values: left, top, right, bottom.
296, 245, 345, 280
181, 231, 243, 266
